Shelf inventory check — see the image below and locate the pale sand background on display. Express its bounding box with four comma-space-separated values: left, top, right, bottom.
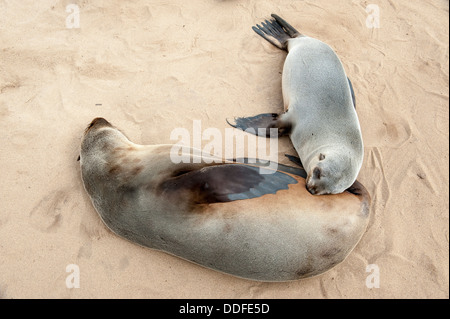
0, 0, 448, 298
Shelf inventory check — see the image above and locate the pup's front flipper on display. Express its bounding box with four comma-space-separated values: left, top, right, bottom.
226, 113, 291, 137
285, 154, 303, 168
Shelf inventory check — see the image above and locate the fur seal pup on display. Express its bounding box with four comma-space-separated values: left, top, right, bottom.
228, 14, 364, 195
80, 118, 370, 281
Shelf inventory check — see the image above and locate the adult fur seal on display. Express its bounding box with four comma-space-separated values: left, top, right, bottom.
228, 14, 364, 195
79, 117, 370, 281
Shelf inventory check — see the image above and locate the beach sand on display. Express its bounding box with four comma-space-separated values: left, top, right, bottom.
0, 0, 448, 298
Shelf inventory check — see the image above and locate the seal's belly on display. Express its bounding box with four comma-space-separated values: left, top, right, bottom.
102, 179, 369, 282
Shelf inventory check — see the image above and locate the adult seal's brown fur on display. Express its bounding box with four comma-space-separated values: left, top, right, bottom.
228, 14, 364, 195
79, 117, 370, 281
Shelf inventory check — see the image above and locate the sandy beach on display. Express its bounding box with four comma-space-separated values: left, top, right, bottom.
0, 0, 448, 298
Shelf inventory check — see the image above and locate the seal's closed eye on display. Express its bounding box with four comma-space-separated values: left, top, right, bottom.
313, 167, 321, 179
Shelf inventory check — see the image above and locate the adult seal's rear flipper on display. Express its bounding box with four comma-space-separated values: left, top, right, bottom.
226, 113, 291, 137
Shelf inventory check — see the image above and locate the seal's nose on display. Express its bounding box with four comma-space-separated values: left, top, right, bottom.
307, 184, 317, 195
305, 176, 316, 195
85, 117, 112, 134
89, 117, 111, 128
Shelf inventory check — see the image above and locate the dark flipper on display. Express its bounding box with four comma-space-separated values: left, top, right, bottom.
159, 163, 298, 204
252, 19, 291, 50
271, 14, 301, 38
226, 113, 290, 137
252, 14, 301, 50
284, 154, 304, 169
232, 157, 307, 179
347, 77, 356, 109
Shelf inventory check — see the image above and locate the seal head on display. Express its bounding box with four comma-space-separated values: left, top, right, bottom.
305, 152, 356, 195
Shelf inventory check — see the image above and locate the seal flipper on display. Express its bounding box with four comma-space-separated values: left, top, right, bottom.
159, 163, 297, 205
226, 113, 291, 137
284, 154, 304, 169
232, 157, 307, 179
271, 14, 301, 38
252, 19, 291, 50
253, 14, 302, 50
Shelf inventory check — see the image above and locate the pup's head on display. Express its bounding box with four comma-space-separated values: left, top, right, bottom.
305, 153, 354, 195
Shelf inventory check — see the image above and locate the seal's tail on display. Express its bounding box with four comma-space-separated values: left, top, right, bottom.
252, 14, 302, 51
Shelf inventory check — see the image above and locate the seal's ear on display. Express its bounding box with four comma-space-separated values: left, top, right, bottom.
313, 167, 321, 179
319, 153, 325, 161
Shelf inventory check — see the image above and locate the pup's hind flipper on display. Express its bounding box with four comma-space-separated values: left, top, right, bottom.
252, 14, 302, 50
271, 14, 301, 38
252, 19, 291, 50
